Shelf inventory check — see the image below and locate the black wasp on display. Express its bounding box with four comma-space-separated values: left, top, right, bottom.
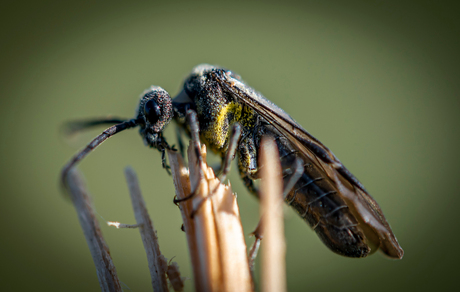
61, 64, 403, 259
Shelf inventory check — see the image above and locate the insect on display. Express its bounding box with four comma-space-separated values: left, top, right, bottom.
61, 64, 403, 259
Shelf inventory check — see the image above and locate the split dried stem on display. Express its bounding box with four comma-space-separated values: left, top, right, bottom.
168, 142, 253, 292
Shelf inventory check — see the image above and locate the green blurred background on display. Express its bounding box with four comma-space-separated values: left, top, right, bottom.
1, 0, 459, 291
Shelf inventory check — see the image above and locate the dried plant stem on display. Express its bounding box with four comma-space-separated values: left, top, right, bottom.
168, 142, 253, 292
66, 135, 286, 291
66, 169, 122, 292
124, 166, 170, 292
260, 137, 287, 292
188, 145, 222, 292
167, 150, 199, 289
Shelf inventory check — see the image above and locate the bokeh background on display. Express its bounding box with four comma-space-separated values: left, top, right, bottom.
1, 0, 459, 291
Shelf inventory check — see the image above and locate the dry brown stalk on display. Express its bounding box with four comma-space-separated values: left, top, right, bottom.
168, 142, 253, 292
67, 136, 287, 292
66, 169, 122, 292
259, 137, 287, 292
123, 166, 170, 292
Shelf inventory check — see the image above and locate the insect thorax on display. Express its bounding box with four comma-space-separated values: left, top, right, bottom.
183, 66, 258, 156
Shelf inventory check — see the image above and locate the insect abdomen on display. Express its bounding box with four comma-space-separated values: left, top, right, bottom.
276, 138, 372, 257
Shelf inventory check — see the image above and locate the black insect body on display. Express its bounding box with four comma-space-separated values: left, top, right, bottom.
172, 64, 403, 259
61, 64, 403, 259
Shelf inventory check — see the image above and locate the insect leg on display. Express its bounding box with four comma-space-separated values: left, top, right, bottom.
187, 110, 202, 165
187, 124, 243, 217
237, 152, 259, 196
282, 158, 304, 199
60, 118, 139, 191
175, 126, 186, 159
241, 173, 259, 196
218, 123, 242, 183
249, 157, 304, 265
161, 149, 172, 175
248, 234, 261, 272
173, 110, 204, 205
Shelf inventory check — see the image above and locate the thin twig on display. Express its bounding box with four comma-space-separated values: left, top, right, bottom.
124, 166, 169, 292
66, 169, 122, 292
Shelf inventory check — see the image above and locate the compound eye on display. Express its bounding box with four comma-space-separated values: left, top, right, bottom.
144, 99, 161, 124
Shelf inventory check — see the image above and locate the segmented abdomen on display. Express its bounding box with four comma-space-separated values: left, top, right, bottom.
275, 136, 371, 257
